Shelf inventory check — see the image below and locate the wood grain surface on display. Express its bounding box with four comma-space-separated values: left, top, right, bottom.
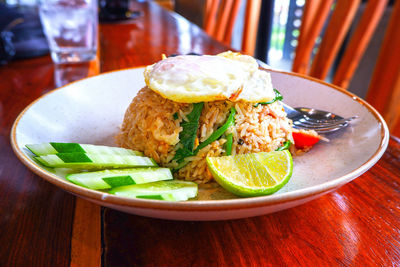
0, 55, 76, 266
0, 1, 399, 266
102, 137, 400, 266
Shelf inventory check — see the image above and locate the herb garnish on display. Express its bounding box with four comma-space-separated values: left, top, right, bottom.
225, 133, 233, 156
193, 107, 236, 154
173, 112, 179, 120
276, 140, 292, 151
173, 102, 204, 163
254, 89, 283, 107
173, 106, 236, 171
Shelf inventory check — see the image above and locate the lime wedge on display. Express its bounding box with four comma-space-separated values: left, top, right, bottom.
206, 151, 293, 197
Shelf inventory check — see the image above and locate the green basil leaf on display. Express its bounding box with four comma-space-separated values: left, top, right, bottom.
225, 133, 233, 156
194, 107, 236, 154
173, 102, 204, 162
254, 89, 283, 107
276, 140, 292, 151
173, 107, 236, 171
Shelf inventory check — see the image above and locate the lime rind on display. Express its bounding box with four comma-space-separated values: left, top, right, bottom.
206, 151, 293, 197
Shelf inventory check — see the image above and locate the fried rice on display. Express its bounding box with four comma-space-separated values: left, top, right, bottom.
116, 86, 293, 184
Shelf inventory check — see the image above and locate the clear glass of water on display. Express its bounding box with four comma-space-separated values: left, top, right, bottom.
39, 0, 98, 64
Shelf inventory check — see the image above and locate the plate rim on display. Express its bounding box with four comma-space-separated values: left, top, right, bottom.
10, 66, 390, 211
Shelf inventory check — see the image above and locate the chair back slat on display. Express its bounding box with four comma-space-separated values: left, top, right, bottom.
223, 0, 242, 45
204, 0, 220, 35
366, 0, 400, 131
333, 0, 388, 89
241, 0, 262, 55
292, 0, 334, 74
215, 0, 235, 43
293, 0, 319, 71
309, 0, 361, 80
297, 0, 319, 38
204, 0, 212, 18
203, 0, 260, 55
385, 75, 400, 136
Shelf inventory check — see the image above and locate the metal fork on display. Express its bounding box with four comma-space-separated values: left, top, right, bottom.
255, 59, 357, 133
282, 102, 357, 133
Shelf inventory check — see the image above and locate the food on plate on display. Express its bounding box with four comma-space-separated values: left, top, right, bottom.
34, 152, 157, 169
143, 51, 276, 103
27, 52, 322, 199
66, 167, 173, 190
117, 51, 307, 184
292, 129, 320, 150
26, 143, 197, 201
206, 150, 293, 197
109, 180, 198, 201
26, 142, 143, 156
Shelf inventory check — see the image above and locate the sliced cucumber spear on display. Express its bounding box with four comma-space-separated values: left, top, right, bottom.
109, 180, 198, 201
26, 143, 143, 156
35, 153, 157, 169
66, 167, 173, 190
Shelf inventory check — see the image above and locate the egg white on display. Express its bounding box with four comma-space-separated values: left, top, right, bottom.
144, 51, 275, 103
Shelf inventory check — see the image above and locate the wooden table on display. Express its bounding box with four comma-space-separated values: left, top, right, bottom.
1, 2, 399, 266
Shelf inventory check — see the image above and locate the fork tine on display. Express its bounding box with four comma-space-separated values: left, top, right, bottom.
295, 125, 347, 134
293, 119, 349, 130
293, 120, 348, 129
293, 124, 349, 133
297, 116, 357, 126
317, 115, 358, 123
283, 102, 357, 133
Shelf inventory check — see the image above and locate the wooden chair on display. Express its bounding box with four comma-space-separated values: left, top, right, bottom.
203, 0, 262, 56
292, 0, 400, 135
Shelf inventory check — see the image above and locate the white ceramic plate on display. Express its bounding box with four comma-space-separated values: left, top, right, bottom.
11, 67, 389, 221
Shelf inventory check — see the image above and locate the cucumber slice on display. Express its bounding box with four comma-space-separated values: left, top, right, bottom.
26, 143, 143, 156
35, 153, 157, 169
66, 168, 173, 189
109, 180, 198, 201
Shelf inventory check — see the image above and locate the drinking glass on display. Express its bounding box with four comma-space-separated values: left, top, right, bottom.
39, 0, 98, 64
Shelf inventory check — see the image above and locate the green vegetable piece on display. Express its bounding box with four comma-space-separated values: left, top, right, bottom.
194, 107, 236, 153
35, 153, 157, 169
58, 152, 92, 163
254, 89, 283, 107
109, 180, 198, 201
26, 142, 143, 156
276, 140, 292, 151
102, 176, 136, 187
51, 142, 85, 153
225, 133, 233, 156
34, 156, 48, 166
172, 161, 189, 173
173, 107, 236, 172
137, 195, 165, 200
173, 112, 179, 120
26, 143, 58, 155
66, 167, 172, 189
173, 102, 204, 161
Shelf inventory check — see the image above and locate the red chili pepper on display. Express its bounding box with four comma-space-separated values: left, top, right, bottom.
292, 131, 320, 149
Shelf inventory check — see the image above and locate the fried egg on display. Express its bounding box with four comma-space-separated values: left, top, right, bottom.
143, 51, 275, 103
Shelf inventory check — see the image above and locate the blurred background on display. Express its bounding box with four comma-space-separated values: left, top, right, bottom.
0, 0, 396, 99
172, 0, 396, 100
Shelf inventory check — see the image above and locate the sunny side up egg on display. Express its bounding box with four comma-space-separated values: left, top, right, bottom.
143, 51, 276, 103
